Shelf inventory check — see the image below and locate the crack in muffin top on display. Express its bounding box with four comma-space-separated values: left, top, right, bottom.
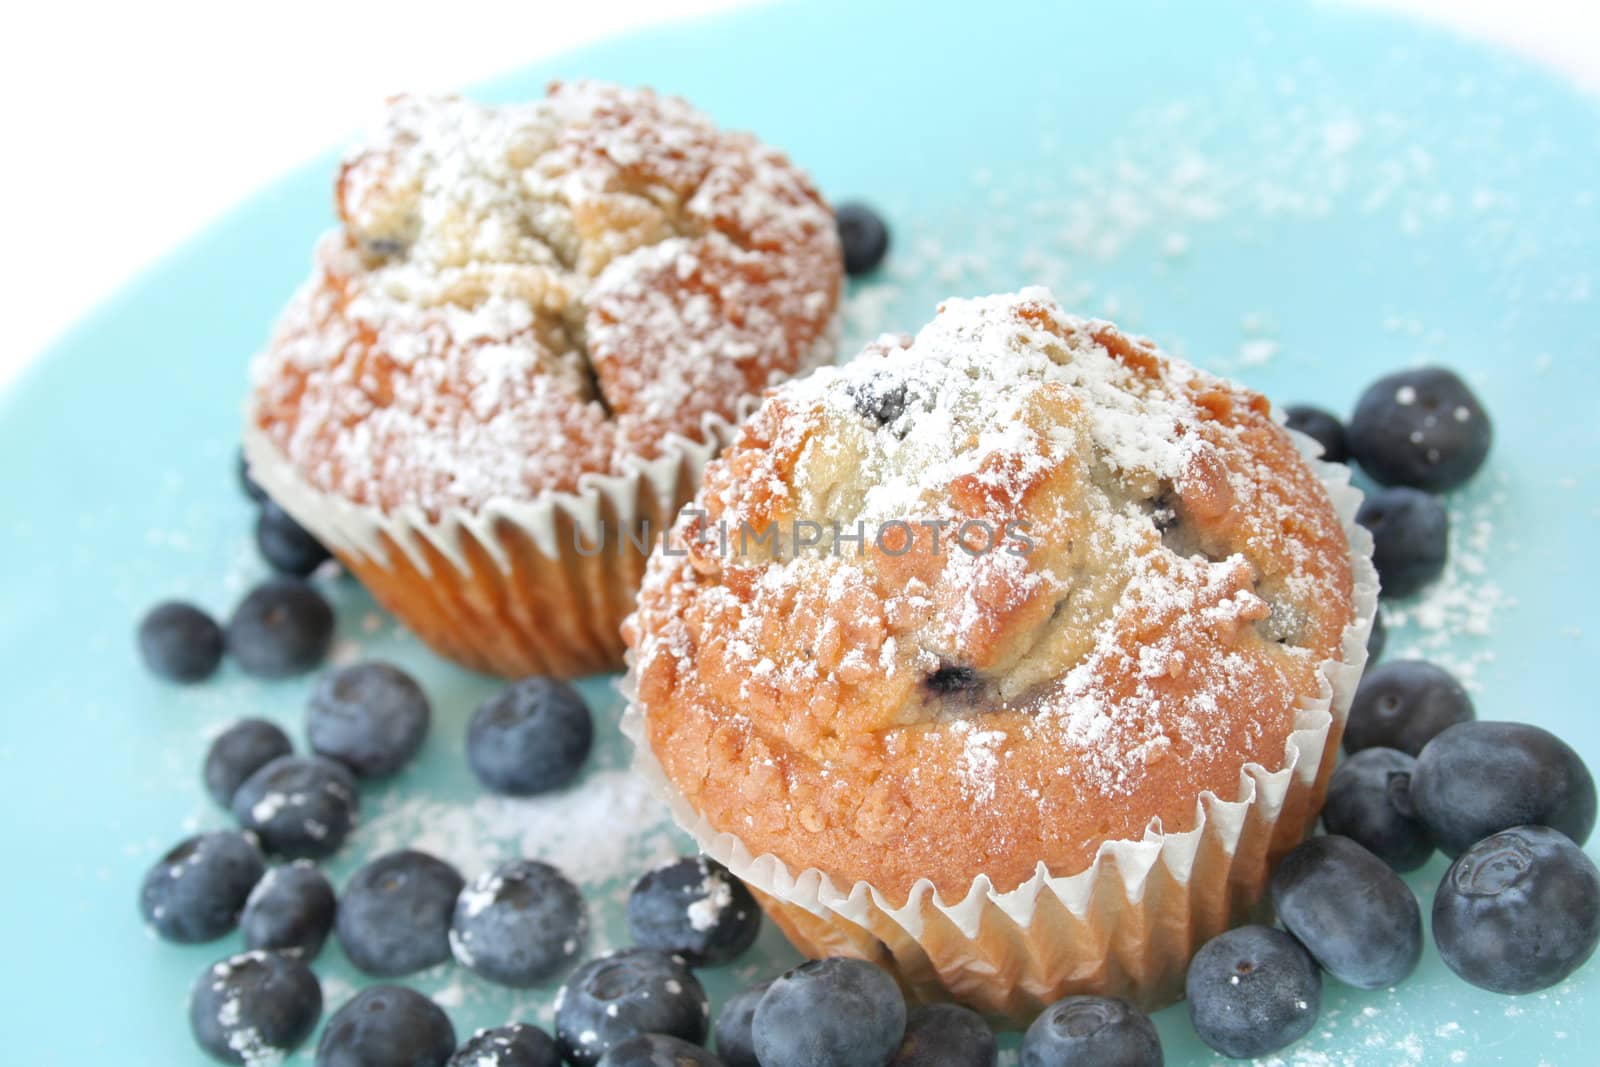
250, 82, 842, 516
627, 289, 1356, 899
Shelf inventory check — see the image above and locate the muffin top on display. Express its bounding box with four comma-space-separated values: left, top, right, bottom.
627, 290, 1356, 900
250, 82, 841, 516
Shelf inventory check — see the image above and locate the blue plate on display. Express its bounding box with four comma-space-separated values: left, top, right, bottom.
3, 0, 1598, 1062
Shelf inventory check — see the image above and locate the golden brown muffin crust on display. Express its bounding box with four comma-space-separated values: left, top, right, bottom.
251, 82, 842, 517
628, 290, 1356, 902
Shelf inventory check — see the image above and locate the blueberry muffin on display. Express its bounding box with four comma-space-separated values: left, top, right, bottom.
244, 82, 842, 677
625, 289, 1375, 1017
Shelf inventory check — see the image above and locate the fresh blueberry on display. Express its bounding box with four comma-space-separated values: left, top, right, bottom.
1322, 748, 1432, 872
337, 849, 465, 977
753, 957, 906, 1067
190, 950, 321, 1065
1367, 608, 1387, 663
894, 1003, 997, 1067
137, 601, 224, 683
257, 501, 332, 577
1348, 366, 1492, 492
238, 448, 269, 503
1356, 487, 1449, 599
835, 202, 890, 276
307, 661, 430, 778
450, 859, 588, 987
1344, 660, 1474, 757
1433, 825, 1600, 994
597, 1034, 724, 1067
204, 718, 294, 808
226, 579, 335, 679
467, 677, 593, 796
627, 856, 760, 967
712, 981, 770, 1067
1412, 721, 1596, 857
1186, 925, 1320, 1059
139, 830, 265, 943
241, 861, 337, 960
231, 755, 358, 860
1284, 404, 1348, 465
1020, 996, 1160, 1067
449, 1024, 562, 1067
317, 985, 456, 1067
1270, 835, 1421, 989
556, 949, 709, 1066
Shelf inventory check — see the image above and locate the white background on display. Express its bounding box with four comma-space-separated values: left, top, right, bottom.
1, 0, 1595, 388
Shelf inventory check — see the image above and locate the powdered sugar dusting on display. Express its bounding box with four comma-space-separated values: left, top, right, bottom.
251, 83, 841, 515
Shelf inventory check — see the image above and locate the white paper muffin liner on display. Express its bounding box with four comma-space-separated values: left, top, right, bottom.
620, 427, 1379, 1021
241, 314, 839, 679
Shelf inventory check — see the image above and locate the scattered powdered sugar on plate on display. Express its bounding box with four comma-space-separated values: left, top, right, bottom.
1383, 475, 1513, 687
361, 768, 680, 888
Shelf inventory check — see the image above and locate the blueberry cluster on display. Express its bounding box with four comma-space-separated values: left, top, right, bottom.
1287, 365, 1493, 607
138, 657, 627, 1064
136, 452, 341, 685
1184, 672, 1600, 1059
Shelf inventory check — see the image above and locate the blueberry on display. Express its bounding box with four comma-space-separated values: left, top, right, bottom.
556, 949, 709, 1066
467, 677, 593, 796
712, 980, 770, 1067
451, 859, 588, 987
241, 861, 337, 960
753, 957, 906, 1067
137, 601, 224, 683
1411, 721, 1597, 857
894, 1003, 997, 1067
204, 718, 294, 808
835, 202, 890, 276
1322, 748, 1432, 872
338, 849, 465, 977
190, 950, 321, 1065
239, 448, 269, 503
1433, 825, 1600, 994
1185, 925, 1321, 1059
1270, 835, 1421, 989
597, 1034, 724, 1067
317, 985, 456, 1067
257, 501, 332, 577
231, 755, 359, 860
1367, 608, 1386, 664
1284, 404, 1348, 465
1344, 660, 1474, 757
1356, 487, 1449, 599
139, 830, 266, 943
627, 856, 760, 967
226, 579, 335, 679
926, 664, 981, 695
849, 374, 910, 428
449, 1024, 562, 1067
307, 661, 430, 778
1020, 996, 1160, 1067
1348, 366, 1492, 492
